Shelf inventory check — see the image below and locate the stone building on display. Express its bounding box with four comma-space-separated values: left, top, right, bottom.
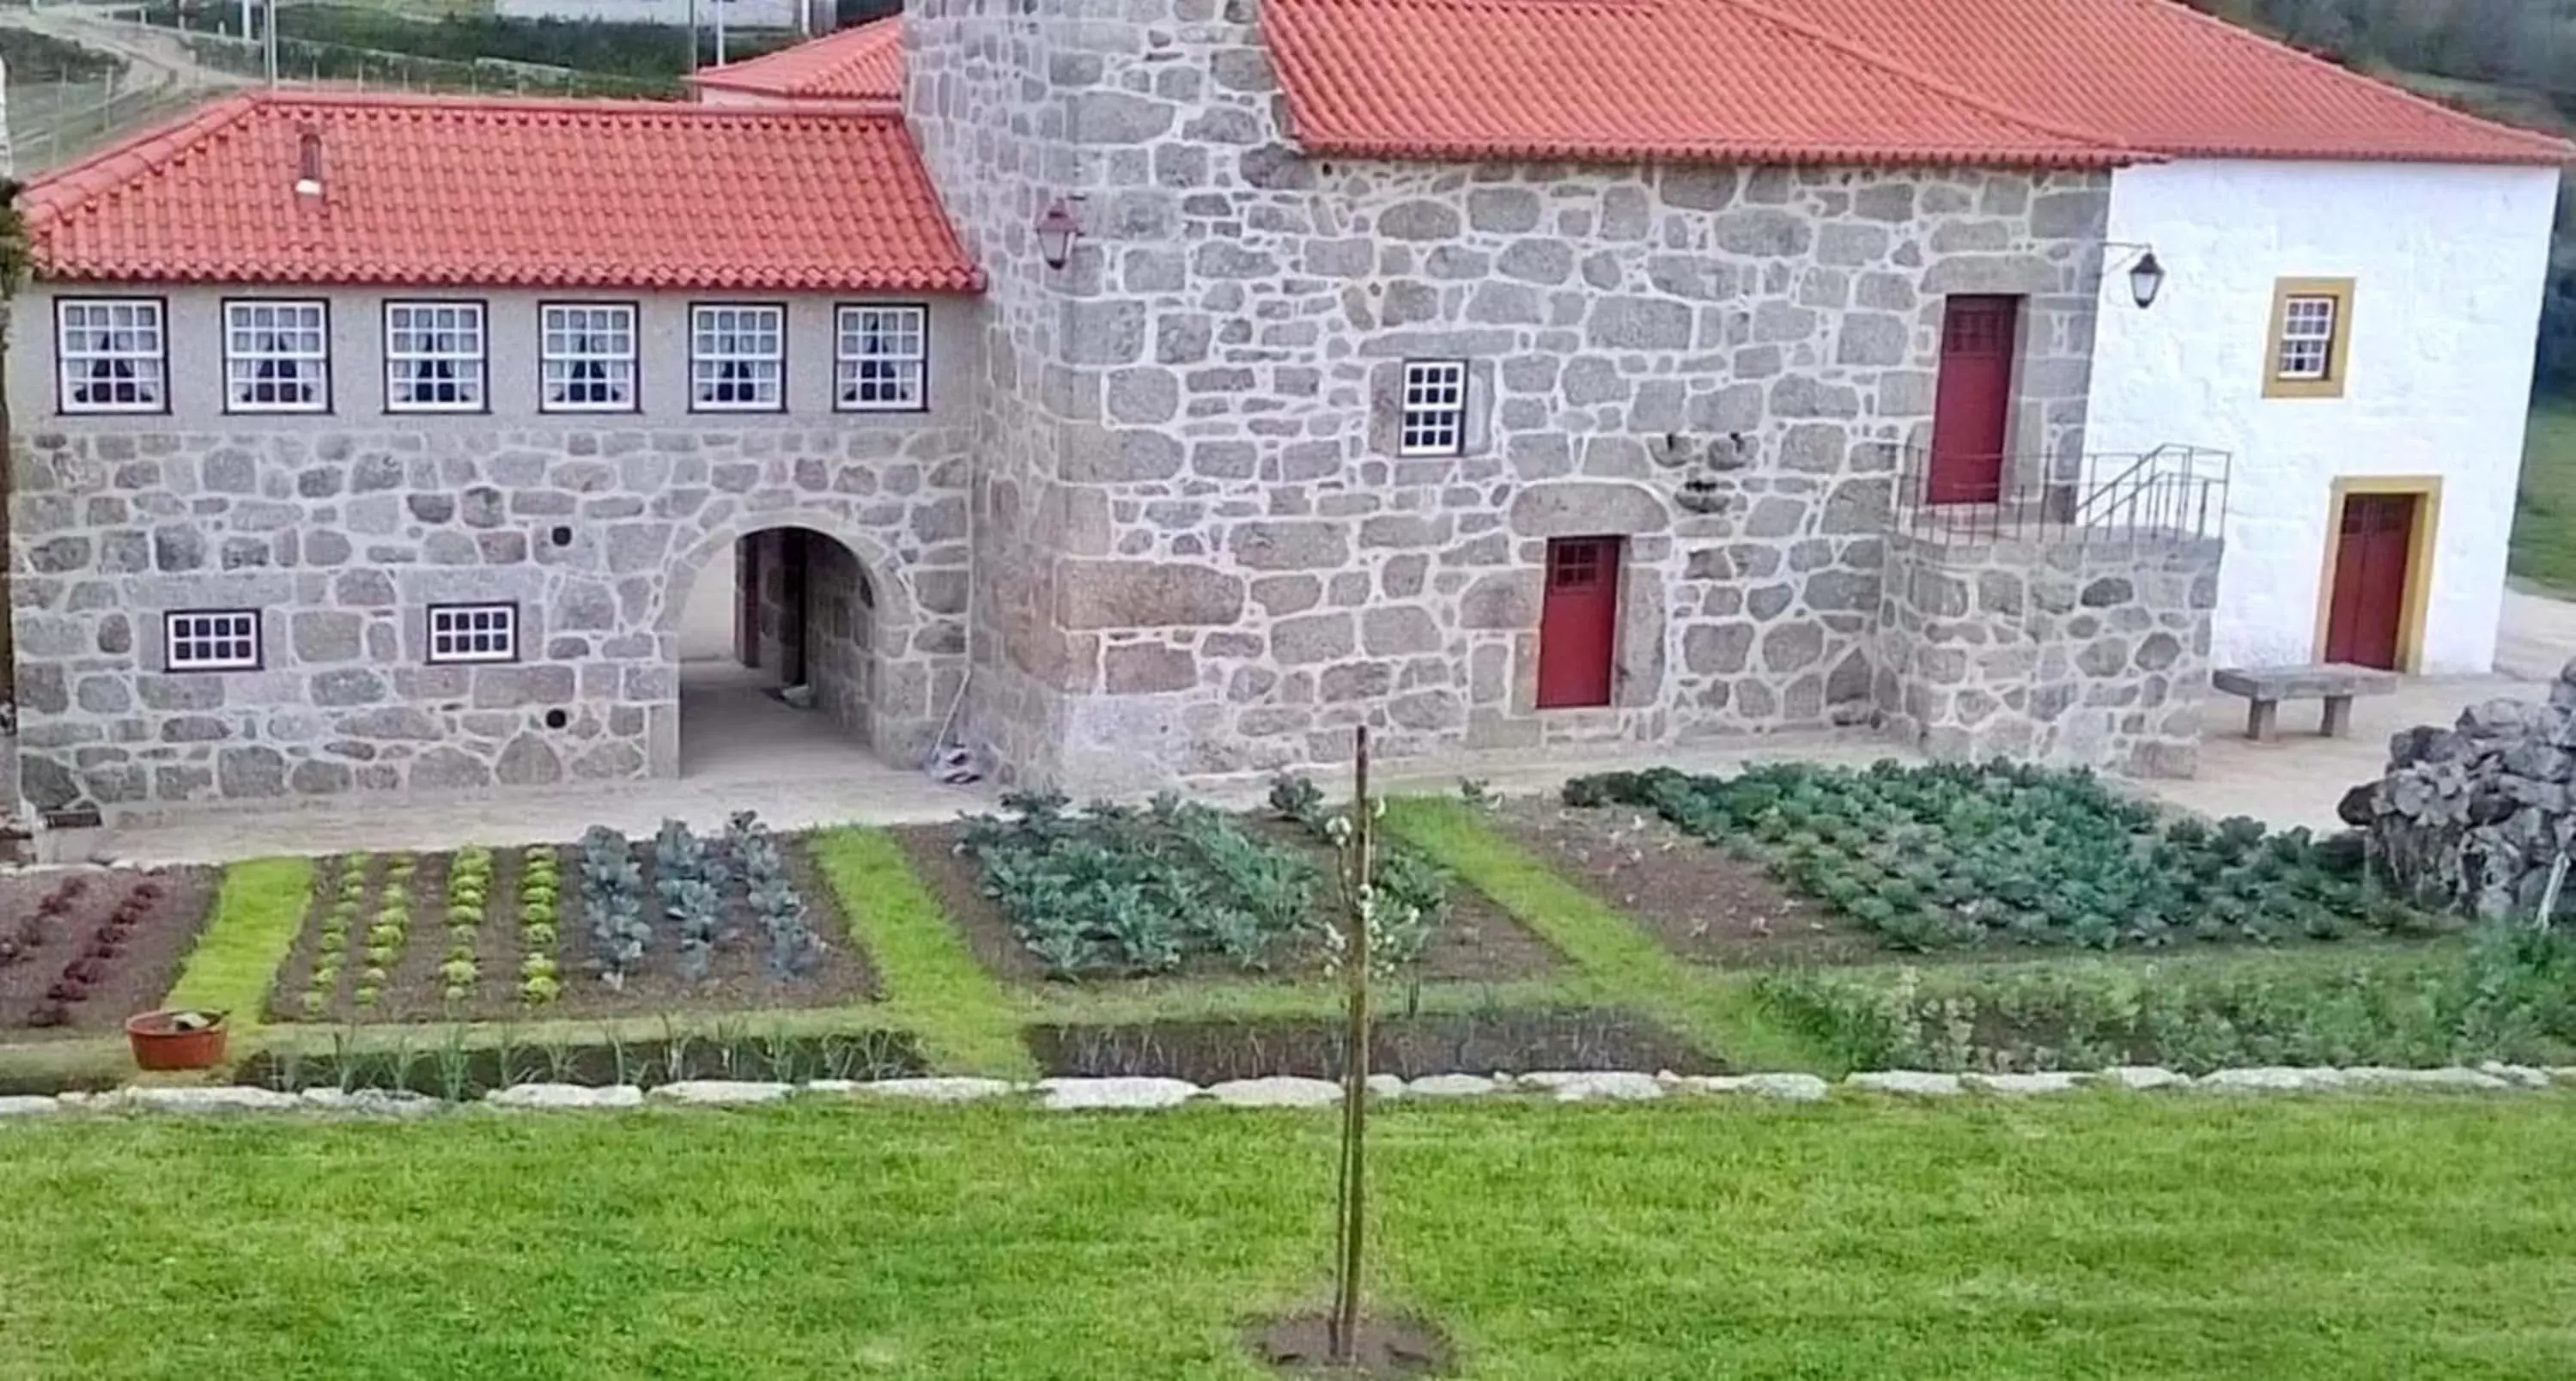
6, 0, 2565, 824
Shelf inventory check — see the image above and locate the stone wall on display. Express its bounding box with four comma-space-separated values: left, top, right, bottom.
1874, 530, 2220, 776
905, 0, 2114, 794
2361, 669, 2576, 919
9, 425, 969, 819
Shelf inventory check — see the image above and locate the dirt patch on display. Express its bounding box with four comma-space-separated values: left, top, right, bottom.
1491, 798, 1874, 966
1026, 1010, 1720, 1082
0, 866, 218, 1038
894, 819, 1564, 989
264, 833, 879, 1025
1248, 1313, 1453, 1378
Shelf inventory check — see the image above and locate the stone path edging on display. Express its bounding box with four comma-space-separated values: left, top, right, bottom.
4, 1063, 2571, 1121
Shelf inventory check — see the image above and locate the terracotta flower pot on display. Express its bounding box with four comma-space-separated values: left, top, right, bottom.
125, 1010, 228, 1072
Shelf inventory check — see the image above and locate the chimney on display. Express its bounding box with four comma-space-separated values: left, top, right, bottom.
295, 126, 324, 199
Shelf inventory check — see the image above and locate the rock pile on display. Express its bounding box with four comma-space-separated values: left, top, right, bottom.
2350, 659, 2576, 919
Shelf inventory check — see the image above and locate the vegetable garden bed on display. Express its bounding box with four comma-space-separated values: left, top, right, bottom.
1026, 1010, 1718, 1082
1486, 795, 1868, 966
1571, 762, 2454, 953
264, 815, 878, 1024
0, 866, 216, 1037
891, 789, 1563, 988
234, 1028, 926, 1097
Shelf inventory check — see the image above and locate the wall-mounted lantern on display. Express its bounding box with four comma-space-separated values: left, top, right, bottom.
2105, 241, 2165, 309
1036, 198, 1084, 271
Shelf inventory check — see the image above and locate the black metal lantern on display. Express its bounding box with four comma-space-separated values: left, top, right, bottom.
2129, 249, 2166, 310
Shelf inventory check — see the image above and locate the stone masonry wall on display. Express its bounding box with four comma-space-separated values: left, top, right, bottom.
745, 527, 880, 747
905, 0, 2113, 794
9, 425, 969, 819
1874, 531, 2220, 777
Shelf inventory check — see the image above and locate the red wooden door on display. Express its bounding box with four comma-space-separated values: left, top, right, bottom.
2324, 493, 2417, 670
1927, 295, 2020, 505
1538, 537, 1619, 709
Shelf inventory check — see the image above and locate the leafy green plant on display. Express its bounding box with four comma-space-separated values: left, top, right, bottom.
1268, 772, 1327, 827
1570, 760, 2451, 954
580, 825, 651, 989
1756, 922, 2576, 1074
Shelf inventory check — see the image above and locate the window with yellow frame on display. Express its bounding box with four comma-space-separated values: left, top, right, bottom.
2263, 277, 2354, 399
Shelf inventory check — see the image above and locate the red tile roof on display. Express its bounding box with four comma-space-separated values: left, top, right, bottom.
22, 91, 980, 292
1762, 0, 2573, 165
688, 16, 903, 102
1262, 0, 2573, 167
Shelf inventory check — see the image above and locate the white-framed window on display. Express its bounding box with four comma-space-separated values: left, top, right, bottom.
1398, 360, 1468, 457
385, 301, 486, 411
56, 299, 167, 414
836, 304, 927, 411
426, 603, 519, 665
2275, 295, 2339, 380
690, 304, 786, 412
163, 610, 261, 672
223, 300, 330, 413
540, 303, 638, 412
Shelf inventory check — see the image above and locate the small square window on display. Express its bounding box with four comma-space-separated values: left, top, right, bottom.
224, 300, 330, 413
691, 304, 786, 412
541, 303, 638, 412
57, 299, 167, 414
836, 305, 927, 411
1398, 360, 1467, 457
2264, 278, 2354, 399
427, 603, 519, 665
386, 301, 486, 411
164, 610, 260, 672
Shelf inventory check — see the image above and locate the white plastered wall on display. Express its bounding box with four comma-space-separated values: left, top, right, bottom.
2083, 158, 2560, 673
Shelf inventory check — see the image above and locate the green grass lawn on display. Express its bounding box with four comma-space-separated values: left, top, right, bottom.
1, 1098, 2573, 1378
2512, 402, 2576, 593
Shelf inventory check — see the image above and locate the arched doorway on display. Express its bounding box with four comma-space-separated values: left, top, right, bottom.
663, 519, 909, 781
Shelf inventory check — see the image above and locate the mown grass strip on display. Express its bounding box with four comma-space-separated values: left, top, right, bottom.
1383, 796, 1831, 1072
808, 826, 1034, 1078
161, 855, 315, 1039
6, 1097, 2575, 1378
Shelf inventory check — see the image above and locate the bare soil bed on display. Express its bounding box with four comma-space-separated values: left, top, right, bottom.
892, 821, 1564, 989
265, 835, 879, 1025
1025, 1010, 1721, 1082
0, 866, 218, 1038
1491, 797, 1875, 966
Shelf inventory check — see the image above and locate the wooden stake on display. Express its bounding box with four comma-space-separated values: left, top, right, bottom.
1330, 726, 1373, 1364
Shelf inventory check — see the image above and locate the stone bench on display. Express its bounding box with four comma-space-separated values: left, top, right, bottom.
2211, 664, 2400, 742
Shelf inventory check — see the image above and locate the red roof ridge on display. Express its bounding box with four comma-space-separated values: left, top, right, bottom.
688, 15, 903, 100
1708, 0, 2140, 160
2117, 0, 2570, 161
21, 94, 263, 225
220, 85, 907, 121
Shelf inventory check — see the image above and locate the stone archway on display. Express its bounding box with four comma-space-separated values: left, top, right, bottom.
654, 509, 940, 776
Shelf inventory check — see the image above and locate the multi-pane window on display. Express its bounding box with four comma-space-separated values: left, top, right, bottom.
2275, 296, 2339, 380
690, 304, 786, 411
223, 300, 330, 412
540, 303, 638, 412
163, 610, 260, 672
2265, 277, 2354, 399
385, 301, 486, 411
1397, 360, 1468, 456
836, 305, 927, 411
427, 603, 518, 665
57, 299, 167, 413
